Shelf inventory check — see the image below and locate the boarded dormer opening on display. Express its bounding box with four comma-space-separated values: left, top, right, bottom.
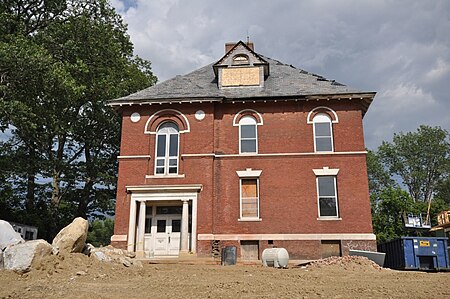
214, 41, 268, 88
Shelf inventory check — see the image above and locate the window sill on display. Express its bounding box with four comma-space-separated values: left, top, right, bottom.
317, 217, 342, 221
145, 174, 185, 179
238, 218, 262, 222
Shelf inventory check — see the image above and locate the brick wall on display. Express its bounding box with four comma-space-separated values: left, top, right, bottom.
113, 99, 374, 258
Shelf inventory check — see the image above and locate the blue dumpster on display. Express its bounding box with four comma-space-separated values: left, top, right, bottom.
378, 237, 449, 270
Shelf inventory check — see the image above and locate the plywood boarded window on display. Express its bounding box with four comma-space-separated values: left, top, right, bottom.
240, 179, 259, 219
321, 240, 341, 258
221, 67, 260, 87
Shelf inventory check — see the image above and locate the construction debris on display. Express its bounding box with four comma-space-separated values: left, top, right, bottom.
3, 239, 53, 273
306, 256, 383, 271
89, 245, 141, 268
0, 218, 141, 273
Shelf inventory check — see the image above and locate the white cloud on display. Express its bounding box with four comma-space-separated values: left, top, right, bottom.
425, 58, 450, 82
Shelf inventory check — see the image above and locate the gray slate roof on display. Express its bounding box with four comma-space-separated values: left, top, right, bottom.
109, 55, 373, 105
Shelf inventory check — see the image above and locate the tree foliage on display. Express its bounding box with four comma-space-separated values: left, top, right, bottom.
378, 125, 449, 204
368, 125, 450, 242
86, 218, 114, 247
0, 0, 157, 240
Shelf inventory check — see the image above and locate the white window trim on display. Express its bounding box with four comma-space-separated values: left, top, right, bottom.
154, 123, 180, 176
316, 175, 339, 219
232, 109, 264, 126
144, 109, 190, 134
313, 113, 334, 153
236, 168, 262, 178
239, 178, 261, 221
306, 106, 339, 124
239, 116, 258, 154
312, 167, 340, 176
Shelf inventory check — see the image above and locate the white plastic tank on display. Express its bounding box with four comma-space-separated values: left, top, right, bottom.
262, 248, 289, 268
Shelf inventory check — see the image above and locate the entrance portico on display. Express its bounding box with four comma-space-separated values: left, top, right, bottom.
126, 184, 202, 257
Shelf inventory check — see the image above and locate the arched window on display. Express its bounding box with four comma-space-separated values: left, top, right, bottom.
232, 54, 249, 65
155, 122, 179, 175
313, 113, 333, 152
239, 116, 257, 154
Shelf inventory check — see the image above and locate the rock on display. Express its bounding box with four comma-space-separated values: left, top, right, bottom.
82, 243, 95, 256
0, 220, 24, 250
121, 257, 131, 267
90, 246, 142, 268
52, 217, 88, 254
3, 239, 53, 273
92, 251, 111, 262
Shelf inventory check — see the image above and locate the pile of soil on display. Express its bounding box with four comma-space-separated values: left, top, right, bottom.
306, 255, 383, 271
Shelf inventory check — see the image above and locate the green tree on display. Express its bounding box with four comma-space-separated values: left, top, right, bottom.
0, 0, 156, 240
86, 218, 114, 247
366, 149, 394, 197
435, 177, 450, 206
371, 187, 425, 243
377, 126, 449, 225
368, 126, 450, 242
378, 126, 449, 203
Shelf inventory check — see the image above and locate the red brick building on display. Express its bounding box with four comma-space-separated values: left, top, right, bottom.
108, 41, 377, 260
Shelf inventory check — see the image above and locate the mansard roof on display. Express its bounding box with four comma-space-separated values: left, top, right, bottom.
108, 46, 375, 114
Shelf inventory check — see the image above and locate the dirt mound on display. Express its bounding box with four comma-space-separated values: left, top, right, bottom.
28, 252, 141, 280
306, 255, 383, 271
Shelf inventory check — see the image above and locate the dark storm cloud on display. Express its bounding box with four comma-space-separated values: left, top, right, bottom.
111, 0, 450, 149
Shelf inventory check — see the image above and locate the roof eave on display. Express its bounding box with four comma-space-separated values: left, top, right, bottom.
107, 97, 224, 108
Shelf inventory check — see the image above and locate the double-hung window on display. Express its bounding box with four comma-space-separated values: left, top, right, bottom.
239, 116, 257, 154
317, 176, 338, 218
240, 178, 259, 219
155, 122, 179, 175
313, 113, 333, 152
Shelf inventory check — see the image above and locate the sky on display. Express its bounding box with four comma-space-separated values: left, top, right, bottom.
111, 0, 450, 150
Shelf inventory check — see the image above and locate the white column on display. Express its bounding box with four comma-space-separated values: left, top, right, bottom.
180, 199, 189, 252
127, 198, 137, 252
191, 196, 197, 253
136, 201, 146, 256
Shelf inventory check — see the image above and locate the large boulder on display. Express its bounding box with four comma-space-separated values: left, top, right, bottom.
3, 239, 53, 273
0, 220, 24, 250
52, 217, 88, 254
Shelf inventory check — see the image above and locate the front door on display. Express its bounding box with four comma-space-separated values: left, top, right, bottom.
153, 216, 181, 256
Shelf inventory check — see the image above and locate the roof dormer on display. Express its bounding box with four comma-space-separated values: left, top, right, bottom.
213, 41, 269, 89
